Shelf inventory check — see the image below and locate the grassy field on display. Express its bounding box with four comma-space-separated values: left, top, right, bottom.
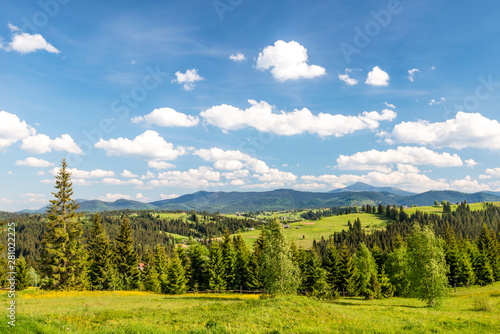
2, 283, 499, 333
233, 213, 388, 249
404, 202, 500, 215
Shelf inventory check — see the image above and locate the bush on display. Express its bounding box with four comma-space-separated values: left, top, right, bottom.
473, 295, 494, 311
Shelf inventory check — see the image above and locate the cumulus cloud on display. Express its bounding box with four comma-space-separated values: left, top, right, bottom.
172, 69, 203, 91
21, 193, 48, 203
385, 112, 500, 150
131, 108, 199, 127
229, 53, 246, 61
98, 193, 132, 201
95, 130, 186, 160
121, 170, 138, 178
147, 161, 175, 170
338, 68, 357, 86
150, 166, 221, 188
0, 111, 36, 150
464, 159, 478, 167
336, 146, 467, 171
408, 68, 419, 82
365, 66, 389, 86
21, 134, 82, 154
3, 24, 60, 54
102, 178, 144, 186
16, 157, 53, 167
429, 97, 446, 106
50, 167, 115, 179
255, 40, 325, 82
195, 147, 270, 173
201, 100, 396, 137
480, 168, 500, 179
255, 168, 297, 183
160, 193, 180, 200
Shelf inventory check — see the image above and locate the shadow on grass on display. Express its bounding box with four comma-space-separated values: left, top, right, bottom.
330, 299, 425, 309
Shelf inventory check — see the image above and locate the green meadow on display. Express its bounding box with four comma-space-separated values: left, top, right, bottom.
3, 283, 499, 333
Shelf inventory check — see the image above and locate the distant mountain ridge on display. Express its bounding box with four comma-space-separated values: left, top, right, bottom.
18, 185, 500, 214
329, 182, 416, 196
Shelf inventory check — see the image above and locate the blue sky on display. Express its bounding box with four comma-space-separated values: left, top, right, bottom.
1, 0, 500, 211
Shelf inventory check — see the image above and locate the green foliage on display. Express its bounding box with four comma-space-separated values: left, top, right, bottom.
114, 216, 141, 290
259, 219, 300, 296
164, 252, 188, 294
155, 245, 169, 289
385, 237, 411, 297
473, 295, 494, 311
221, 230, 237, 289
338, 244, 358, 296
142, 250, 161, 293
233, 233, 252, 290
88, 213, 119, 290
15, 256, 30, 290
208, 241, 226, 291
354, 243, 378, 299
188, 241, 209, 290
40, 159, 87, 290
322, 240, 341, 291
378, 265, 394, 298
407, 225, 449, 307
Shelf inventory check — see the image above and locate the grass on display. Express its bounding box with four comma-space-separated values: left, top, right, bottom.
233, 213, 388, 249
404, 202, 500, 215
2, 283, 499, 333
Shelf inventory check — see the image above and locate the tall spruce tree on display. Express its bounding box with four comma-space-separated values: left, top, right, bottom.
322, 240, 341, 291
155, 245, 169, 290
15, 256, 30, 291
164, 252, 188, 294
188, 241, 209, 291
114, 216, 141, 290
233, 233, 252, 290
88, 213, 118, 290
209, 241, 226, 291
221, 230, 237, 289
142, 250, 161, 293
259, 219, 300, 296
338, 244, 358, 296
41, 159, 87, 290
477, 225, 500, 281
407, 225, 449, 307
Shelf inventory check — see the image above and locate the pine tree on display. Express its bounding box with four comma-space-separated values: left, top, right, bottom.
473, 250, 494, 286
142, 250, 161, 293
338, 244, 358, 296
176, 246, 191, 288
322, 240, 341, 291
209, 241, 226, 291
114, 216, 141, 290
164, 253, 188, 294
221, 230, 237, 289
155, 245, 169, 290
188, 241, 209, 291
302, 251, 330, 297
407, 225, 449, 307
477, 225, 500, 281
377, 265, 394, 298
259, 219, 300, 296
354, 243, 378, 299
15, 256, 30, 290
456, 240, 475, 287
233, 233, 251, 290
40, 159, 87, 290
443, 225, 460, 286
248, 229, 265, 289
88, 213, 118, 290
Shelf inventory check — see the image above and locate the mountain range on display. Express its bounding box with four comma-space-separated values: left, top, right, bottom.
19, 182, 500, 214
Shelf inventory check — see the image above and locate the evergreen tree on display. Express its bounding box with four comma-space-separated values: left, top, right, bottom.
88, 213, 118, 290
473, 250, 494, 286
322, 240, 341, 291
338, 244, 358, 296
155, 245, 169, 292
142, 250, 161, 293
188, 241, 209, 291
368, 273, 381, 299
443, 224, 460, 286
377, 265, 394, 298
354, 243, 378, 299
233, 233, 252, 290
385, 236, 411, 297
15, 256, 30, 291
302, 251, 330, 297
477, 225, 500, 281
114, 216, 141, 290
164, 253, 188, 294
208, 241, 226, 291
456, 240, 475, 287
40, 159, 87, 290
176, 246, 191, 287
259, 219, 300, 296
248, 229, 266, 289
407, 225, 449, 307
221, 230, 237, 289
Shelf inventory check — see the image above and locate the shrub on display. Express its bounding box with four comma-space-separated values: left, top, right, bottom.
473, 295, 494, 311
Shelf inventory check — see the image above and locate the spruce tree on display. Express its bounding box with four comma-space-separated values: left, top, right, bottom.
338, 244, 358, 296
142, 250, 161, 293
322, 240, 341, 291
302, 251, 330, 297
188, 241, 209, 291
88, 213, 118, 290
164, 252, 188, 294
155, 245, 169, 290
114, 216, 141, 290
473, 250, 494, 285
209, 241, 226, 291
221, 230, 237, 289
40, 159, 87, 290
377, 265, 394, 298
233, 233, 252, 290
477, 225, 500, 281
15, 256, 30, 290
456, 240, 475, 287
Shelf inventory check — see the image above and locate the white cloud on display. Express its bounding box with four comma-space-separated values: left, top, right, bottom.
429, 97, 446, 106
386, 112, 500, 150
21, 193, 48, 203
150, 166, 221, 188
201, 100, 396, 137
464, 159, 478, 168
384, 102, 396, 109
147, 161, 175, 170
50, 167, 115, 179
0, 197, 13, 204
131, 108, 199, 127
121, 170, 138, 178
336, 146, 466, 171
396, 163, 420, 173
230, 179, 245, 186
16, 157, 53, 167
95, 130, 186, 160
255, 40, 325, 82
365, 66, 389, 86
37, 171, 45, 176
160, 193, 180, 200
338, 68, 357, 86
195, 147, 270, 173
21, 134, 82, 154
480, 168, 500, 179
408, 68, 419, 82
0, 111, 36, 150
213, 160, 244, 171
242, 182, 286, 189
140, 171, 156, 179
256, 168, 297, 183
229, 53, 246, 61
98, 193, 132, 201
101, 178, 144, 186
223, 170, 250, 180
172, 69, 203, 91
4, 24, 60, 54
135, 193, 148, 202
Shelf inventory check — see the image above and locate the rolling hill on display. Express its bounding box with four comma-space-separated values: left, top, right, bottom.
19, 186, 500, 213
